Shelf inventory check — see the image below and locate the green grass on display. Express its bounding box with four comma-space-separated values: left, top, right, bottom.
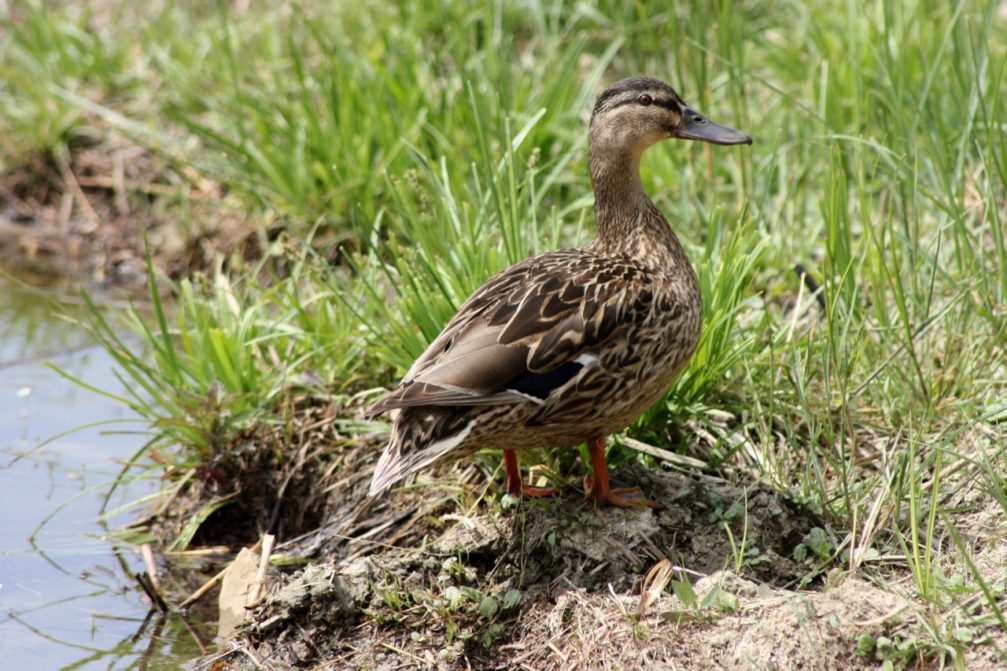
0, 1, 139, 162
5, 0, 1007, 665
153, 2, 615, 243
57, 249, 361, 465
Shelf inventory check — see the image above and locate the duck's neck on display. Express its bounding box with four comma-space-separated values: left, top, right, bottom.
588, 145, 686, 273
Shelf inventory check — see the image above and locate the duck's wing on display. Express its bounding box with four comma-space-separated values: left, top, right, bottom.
367, 251, 655, 415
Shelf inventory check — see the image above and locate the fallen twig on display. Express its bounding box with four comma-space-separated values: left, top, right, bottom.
135, 571, 169, 613
247, 533, 276, 609
56, 151, 102, 232
620, 437, 706, 470
178, 563, 229, 610
140, 544, 159, 590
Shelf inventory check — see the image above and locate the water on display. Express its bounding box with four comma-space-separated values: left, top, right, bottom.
0, 276, 206, 668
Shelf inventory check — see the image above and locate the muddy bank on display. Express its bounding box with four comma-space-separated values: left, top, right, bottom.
0, 131, 254, 284
209, 462, 864, 670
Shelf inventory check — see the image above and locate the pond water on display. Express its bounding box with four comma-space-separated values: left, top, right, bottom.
0, 275, 204, 669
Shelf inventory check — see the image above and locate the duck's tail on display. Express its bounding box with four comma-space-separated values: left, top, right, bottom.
368, 408, 477, 497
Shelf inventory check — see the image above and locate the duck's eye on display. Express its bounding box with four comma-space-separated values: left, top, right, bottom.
637, 94, 653, 106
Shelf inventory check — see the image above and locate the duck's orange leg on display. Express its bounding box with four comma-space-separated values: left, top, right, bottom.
503, 449, 559, 497
583, 436, 664, 510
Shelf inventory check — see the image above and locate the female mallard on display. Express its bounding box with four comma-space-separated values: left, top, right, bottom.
368, 76, 751, 507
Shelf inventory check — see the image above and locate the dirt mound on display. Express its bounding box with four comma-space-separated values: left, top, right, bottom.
229, 464, 832, 669
509, 571, 910, 671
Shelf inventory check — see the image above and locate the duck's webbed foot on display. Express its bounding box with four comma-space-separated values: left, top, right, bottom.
583, 436, 664, 510
583, 476, 664, 509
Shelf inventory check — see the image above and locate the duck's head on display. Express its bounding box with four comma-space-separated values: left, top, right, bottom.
589, 76, 752, 159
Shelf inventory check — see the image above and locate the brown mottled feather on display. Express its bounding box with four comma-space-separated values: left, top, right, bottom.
368, 250, 638, 417
367, 76, 751, 496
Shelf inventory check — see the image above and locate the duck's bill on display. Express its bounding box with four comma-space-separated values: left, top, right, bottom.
674, 106, 752, 145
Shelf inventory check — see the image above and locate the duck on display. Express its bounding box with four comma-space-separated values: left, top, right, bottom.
367, 76, 751, 508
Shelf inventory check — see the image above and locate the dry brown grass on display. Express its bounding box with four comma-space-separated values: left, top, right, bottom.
0, 124, 254, 284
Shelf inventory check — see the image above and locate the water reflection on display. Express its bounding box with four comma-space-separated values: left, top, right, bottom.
0, 276, 207, 669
